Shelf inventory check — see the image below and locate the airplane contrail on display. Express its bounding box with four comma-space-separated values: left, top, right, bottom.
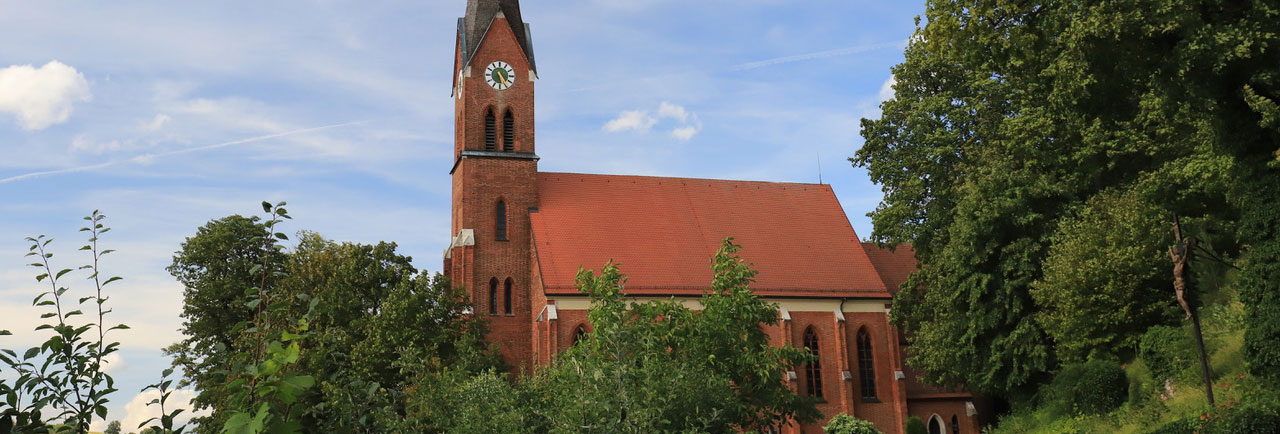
0, 119, 373, 184
731, 41, 905, 71
563, 40, 906, 93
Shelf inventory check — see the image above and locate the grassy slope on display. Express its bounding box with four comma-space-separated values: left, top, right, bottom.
986, 302, 1259, 434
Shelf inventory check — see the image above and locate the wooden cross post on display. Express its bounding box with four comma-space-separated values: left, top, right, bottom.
1170, 214, 1214, 406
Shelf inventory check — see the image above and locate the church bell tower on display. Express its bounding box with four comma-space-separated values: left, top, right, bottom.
445, 0, 539, 369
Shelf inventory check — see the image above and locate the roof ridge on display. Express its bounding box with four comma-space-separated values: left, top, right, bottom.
539, 171, 831, 187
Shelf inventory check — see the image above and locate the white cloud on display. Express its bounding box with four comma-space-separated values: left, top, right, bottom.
603, 110, 656, 132
604, 102, 701, 141
142, 113, 171, 132
71, 135, 126, 154
0, 61, 91, 130
657, 101, 689, 123
100, 352, 125, 374
671, 126, 699, 141
878, 75, 897, 102
120, 388, 204, 432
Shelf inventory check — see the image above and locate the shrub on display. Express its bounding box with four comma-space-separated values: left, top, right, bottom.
904, 416, 926, 434
1049, 359, 1128, 415
1128, 376, 1145, 405
1209, 405, 1280, 434
823, 414, 882, 434
1143, 417, 1196, 434
1140, 326, 1196, 382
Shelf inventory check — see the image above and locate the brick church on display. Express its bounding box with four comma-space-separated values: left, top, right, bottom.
440, 1, 980, 433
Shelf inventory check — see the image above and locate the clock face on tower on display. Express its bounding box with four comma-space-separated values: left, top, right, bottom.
485, 61, 516, 90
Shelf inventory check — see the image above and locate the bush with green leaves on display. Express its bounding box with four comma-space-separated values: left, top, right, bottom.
1142, 417, 1196, 434
1048, 359, 1128, 415
0, 211, 129, 433
1210, 404, 1280, 434
823, 414, 882, 434
903, 416, 926, 434
1139, 326, 1196, 382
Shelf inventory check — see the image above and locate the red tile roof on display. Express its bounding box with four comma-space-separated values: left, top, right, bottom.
861, 243, 917, 295
530, 172, 890, 298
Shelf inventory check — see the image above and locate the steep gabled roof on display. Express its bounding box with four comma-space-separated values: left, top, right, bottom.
862, 243, 917, 295
459, 0, 537, 73
529, 173, 891, 298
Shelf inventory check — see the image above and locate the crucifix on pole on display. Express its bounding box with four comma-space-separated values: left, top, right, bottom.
1169, 213, 1214, 406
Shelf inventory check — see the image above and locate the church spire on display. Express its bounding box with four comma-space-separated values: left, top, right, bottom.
459, 0, 536, 74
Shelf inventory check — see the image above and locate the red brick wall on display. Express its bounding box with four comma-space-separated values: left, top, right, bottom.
907, 400, 979, 434
844, 312, 901, 432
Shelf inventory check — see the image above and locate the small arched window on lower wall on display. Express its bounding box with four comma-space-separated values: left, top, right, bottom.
857, 327, 877, 401
802, 327, 823, 399
951, 415, 960, 434
572, 324, 587, 345
928, 415, 944, 434
487, 278, 499, 315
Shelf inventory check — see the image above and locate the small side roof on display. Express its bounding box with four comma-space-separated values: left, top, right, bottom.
530, 172, 891, 298
861, 243, 918, 295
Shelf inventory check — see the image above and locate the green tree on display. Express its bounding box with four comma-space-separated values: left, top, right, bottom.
170, 207, 497, 434
105, 420, 121, 434
1031, 189, 1175, 362
167, 215, 284, 433
527, 239, 819, 434
856, 0, 1280, 394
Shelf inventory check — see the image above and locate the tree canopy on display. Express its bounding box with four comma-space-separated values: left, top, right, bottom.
856, 0, 1280, 395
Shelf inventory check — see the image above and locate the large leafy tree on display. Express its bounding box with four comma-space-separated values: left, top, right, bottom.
169, 217, 497, 433
857, 0, 1279, 394
167, 215, 285, 432
526, 240, 819, 434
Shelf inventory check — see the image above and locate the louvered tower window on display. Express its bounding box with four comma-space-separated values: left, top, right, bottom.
573, 325, 587, 345
503, 278, 514, 315
484, 109, 496, 151
503, 110, 515, 152
488, 278, 499, 315
857, 328, 878, 400
803, 327, 823, 398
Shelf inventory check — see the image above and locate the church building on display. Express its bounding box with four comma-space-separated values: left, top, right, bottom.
441, 1, 980, 433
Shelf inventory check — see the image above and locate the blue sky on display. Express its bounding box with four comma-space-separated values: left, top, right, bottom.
0, 0, 923, 429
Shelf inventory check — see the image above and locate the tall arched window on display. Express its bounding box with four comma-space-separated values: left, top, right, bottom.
951, 415, 960, 434
488, 278, 499, 315
484, 109, 496, 151
495, 200, 508, 241
803, 327, 823, 398
857, 327, 877, 401
503, 278, 514, 315
573, 324, 587, 345
503, 110, 515, 152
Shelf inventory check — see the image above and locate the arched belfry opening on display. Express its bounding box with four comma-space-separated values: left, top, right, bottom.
484, 108, 497, 151
503, 110, 515, 152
